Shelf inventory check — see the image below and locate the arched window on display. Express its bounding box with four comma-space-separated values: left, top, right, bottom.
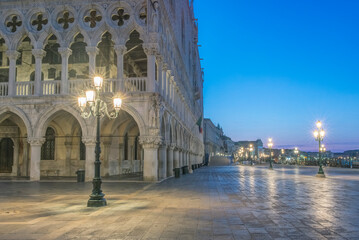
43, 35, 61, 64
124, 133, 128, 160
69, 34, 88, 64
41, 127, 55, 160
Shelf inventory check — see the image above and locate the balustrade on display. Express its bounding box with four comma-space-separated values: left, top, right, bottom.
0, 83, 8, 97
124, 77, 147, 93
1, 77, 148, 97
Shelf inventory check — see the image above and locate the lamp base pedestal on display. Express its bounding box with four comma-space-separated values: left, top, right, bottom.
87, 198, 107, 207
316, 173, 326, 178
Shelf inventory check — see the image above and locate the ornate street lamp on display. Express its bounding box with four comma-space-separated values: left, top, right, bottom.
313, 120, 325, 177
268, 138, 273, 170
78, 76, 122, 207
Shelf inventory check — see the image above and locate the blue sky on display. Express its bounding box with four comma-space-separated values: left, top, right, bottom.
194, 0, 359, 152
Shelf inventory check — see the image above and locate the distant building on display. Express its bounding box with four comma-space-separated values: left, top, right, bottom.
203, 119, 224, 163
222, 135, 235, 155
234, 139, 263, 159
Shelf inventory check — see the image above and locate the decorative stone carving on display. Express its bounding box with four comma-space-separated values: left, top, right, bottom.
5, 50, 20, 60
150, 0, 159, 32
143, 43, 158, 56
148, 94, 163, 128
139, 135, 162, 149
82, 138, 96, 146
28, 138, 45, 146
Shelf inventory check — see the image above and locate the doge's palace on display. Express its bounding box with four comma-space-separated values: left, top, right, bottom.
0, 0, 204, 182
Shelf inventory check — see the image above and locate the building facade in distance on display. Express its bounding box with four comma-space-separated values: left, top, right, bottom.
0, 0, 204, 181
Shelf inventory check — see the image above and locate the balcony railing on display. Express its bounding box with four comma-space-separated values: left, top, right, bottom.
124, 77, 146, 93
0, 77, 148, 97
43, 80, 61, 95
16, 81, 34, 96
0, 82, 8, 97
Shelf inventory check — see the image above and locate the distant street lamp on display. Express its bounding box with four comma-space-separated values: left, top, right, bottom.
249, 144, 254, 165
78, 76, 122, 207
268, 138, 273, 170
294, 147, 299, 165
313, 121, 326, 177
281, 149, 285, 164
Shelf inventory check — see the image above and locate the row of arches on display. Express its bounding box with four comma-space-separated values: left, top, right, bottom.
0, 104, 203, 180
0, 30, 147, 83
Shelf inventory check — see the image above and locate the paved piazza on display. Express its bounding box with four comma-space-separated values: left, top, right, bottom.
1, 166, 359, 240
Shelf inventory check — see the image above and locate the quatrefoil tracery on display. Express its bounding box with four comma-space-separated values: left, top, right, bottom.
112, 8, 130, 26
57, 11, 75, 29
84, 10, 102, 28
6, 15, 22, 33
32, 13, 48, 31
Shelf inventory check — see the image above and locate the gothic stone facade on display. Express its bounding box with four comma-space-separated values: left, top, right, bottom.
0, 0, 204, 181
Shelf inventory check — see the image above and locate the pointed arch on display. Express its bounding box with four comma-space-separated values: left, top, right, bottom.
0, 106, 32, 137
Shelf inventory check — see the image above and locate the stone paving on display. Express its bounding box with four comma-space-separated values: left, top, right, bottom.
0, 165, 359, 240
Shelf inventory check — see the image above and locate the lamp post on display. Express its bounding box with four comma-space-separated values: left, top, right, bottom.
313, 120, 325, 177
294, 147, 299, 165
249, 144, 254, 165
281, 149, 285, 164
78, 76, 122, 207
268, 138, 273, 170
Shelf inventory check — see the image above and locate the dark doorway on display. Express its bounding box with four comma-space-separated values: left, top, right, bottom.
0, 138, 14, 173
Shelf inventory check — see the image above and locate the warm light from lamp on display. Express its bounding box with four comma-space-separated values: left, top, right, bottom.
316, 121, 322, 129
86, 90, 95, 103
113, 98, 122, 110
78, 97, 87, 108
313, 130, 319, 138
320, 130, 325, 137
94, 76, 103, 89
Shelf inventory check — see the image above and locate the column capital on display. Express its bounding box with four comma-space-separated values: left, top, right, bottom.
143, 43, 158, 55
28, 137, 45, 146
85, 46, 99, 55
139, 135, 162, 149
114, 45, 127, 55
162, 63, 168, 71
58, 47, 72, 57
156, 55, 163, 64
6, 50, 20, 60
82, 137, 96, 146
31, 49, 46, 58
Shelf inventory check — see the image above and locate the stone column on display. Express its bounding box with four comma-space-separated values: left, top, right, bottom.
143, 44, 157, 92
156, 56, 163, 93
85, 46, 99, 78
161, 63, 167, 98
6, 50, 20, 96
173, 147, 180, 174
179, 149, 183, 168
58, 48, 72, 94
167, 145, 174, 177
188, 153, 193, 174
83, 138, 96, 182
158, 144, 167, 180
28, 138, 45, 181
140, 136, 162, 181
64, 135, 72, 176
32, 49, 46, 96
114, 45, 126, 91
